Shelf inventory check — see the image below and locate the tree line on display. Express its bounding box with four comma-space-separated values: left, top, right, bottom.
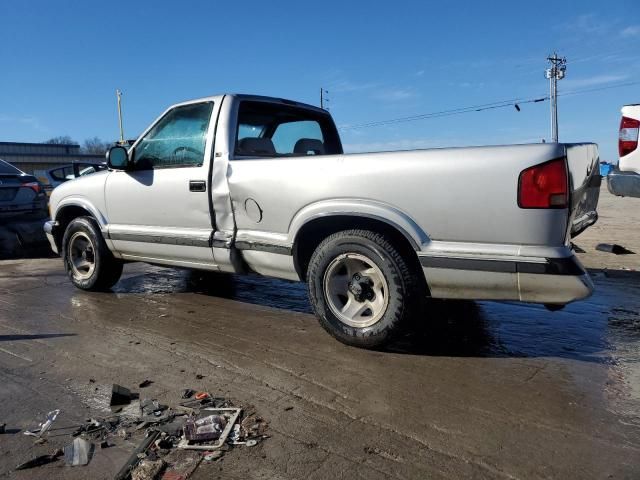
44, 136, 113, 155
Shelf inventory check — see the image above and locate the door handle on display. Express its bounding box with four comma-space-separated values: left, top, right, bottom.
189, 180, 206, 192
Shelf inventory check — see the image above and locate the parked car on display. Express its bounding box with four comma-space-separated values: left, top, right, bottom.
34, 162, 107, 194
0, 159, 48, 220
45, 94, 600, 348
608, 104, 640, 198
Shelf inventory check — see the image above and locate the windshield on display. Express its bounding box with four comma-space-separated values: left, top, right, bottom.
234, 101, 342, 158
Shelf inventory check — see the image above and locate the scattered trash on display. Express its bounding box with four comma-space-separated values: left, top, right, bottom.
111, 384, 133, 406
114, 430, 161, 480
178, 408, 241, 451
24, 409, 60, 437
284, 406, 294, 411
195, 374, 205, 380
181, 389, 195, 399
596, 243, 635, 255
131, 459, 165, 480
15, 449, 63, 470
184, 414, 227, 442
15, 389, 266, 478
64, 437, 93, 466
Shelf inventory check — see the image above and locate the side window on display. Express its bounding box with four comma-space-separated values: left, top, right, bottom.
272, 121, 324, 155
134, 102, 213, 169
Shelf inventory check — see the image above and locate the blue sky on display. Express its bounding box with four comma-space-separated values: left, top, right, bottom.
1, 1, 638, 160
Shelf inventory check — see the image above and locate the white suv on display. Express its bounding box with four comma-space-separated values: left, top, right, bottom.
607, 104, 640, 198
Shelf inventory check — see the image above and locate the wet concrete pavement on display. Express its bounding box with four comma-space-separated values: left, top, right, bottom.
0, 258, 639, 479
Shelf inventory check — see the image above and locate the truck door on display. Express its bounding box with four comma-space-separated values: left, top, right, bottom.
104, 101, 219, 268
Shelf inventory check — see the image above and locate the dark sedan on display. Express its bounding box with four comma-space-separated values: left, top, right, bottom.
0, 159, 48, 219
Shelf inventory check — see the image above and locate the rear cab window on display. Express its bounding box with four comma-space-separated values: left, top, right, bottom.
234, 101, 342, 158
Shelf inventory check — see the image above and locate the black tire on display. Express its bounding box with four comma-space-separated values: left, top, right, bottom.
306, 229, 419, 349
62, 216, 123, 291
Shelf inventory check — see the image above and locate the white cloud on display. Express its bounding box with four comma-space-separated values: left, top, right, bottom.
564, 13, 611, 36
562, 73, 629, 89
621, 25, 640, 37
374, 88, 419, 102
0, 114, 49, 133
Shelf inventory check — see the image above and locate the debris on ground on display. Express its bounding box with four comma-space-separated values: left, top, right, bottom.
24, 409, 60, 437
15, 449, 63, 470
139, 380, 153, 388
181, 389, 195, 399
131, 458, 165, 480
16, 386, 268, 477
64, 437, 93, 466
596, 243, 635, 255
111, 384, 134, 406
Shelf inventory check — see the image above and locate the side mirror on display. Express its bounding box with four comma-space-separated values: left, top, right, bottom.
106, 146, 129, 170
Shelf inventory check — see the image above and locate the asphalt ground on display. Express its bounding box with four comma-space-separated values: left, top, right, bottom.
0, 186, 638, 479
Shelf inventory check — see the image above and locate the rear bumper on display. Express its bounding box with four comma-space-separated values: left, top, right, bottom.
44, 220, 59, 254
607, 171, 640, 198
420, 254, 593, 305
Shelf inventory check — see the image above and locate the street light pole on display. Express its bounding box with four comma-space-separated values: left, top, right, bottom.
116, 89, 125, 145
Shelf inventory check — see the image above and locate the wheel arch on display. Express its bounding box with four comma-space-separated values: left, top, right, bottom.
53, 201, 104, 252
292, 213, 426, 282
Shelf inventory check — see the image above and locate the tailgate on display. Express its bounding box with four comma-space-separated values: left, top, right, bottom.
566, 143, 601, 238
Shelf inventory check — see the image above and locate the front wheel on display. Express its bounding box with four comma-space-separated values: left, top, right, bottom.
307, 229, 419, 349
62, 216, 123, 291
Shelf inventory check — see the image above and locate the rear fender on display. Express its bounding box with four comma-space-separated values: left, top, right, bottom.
288, 199, 429, 249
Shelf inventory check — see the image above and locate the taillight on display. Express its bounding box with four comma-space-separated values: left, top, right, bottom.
21, 181, 41, 194
518, 158, 568, 209
619, 116, 639, 157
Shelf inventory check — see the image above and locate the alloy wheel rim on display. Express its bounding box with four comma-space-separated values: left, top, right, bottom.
323, 253, 389, 328
68, 232, 96, 280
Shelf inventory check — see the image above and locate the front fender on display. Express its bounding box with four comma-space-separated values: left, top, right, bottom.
54, 196, 108, 229
288, 198, 429, 249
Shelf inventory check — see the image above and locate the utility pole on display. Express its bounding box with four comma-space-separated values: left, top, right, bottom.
545, 53, 566, 142
116, 89, 125, 145
320, 88, 329, 110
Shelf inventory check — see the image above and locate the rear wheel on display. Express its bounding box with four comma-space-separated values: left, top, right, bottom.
62, 216, 123, 291
307, 229, 419, 348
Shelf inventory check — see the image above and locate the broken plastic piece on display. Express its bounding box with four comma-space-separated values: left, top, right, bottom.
24, 409, 60, 437
178, 408, 241, 451
111, 384, 132, 406
181, 389, 195, 399
64, 437, 93, 466
184, 414, 226, 441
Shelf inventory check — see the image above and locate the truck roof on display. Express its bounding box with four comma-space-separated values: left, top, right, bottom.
171, 93, 328, 115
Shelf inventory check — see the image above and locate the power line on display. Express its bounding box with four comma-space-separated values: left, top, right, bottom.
338, 80, 640, 131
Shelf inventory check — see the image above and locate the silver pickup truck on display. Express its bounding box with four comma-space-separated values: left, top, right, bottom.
45, 94, 601, 348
